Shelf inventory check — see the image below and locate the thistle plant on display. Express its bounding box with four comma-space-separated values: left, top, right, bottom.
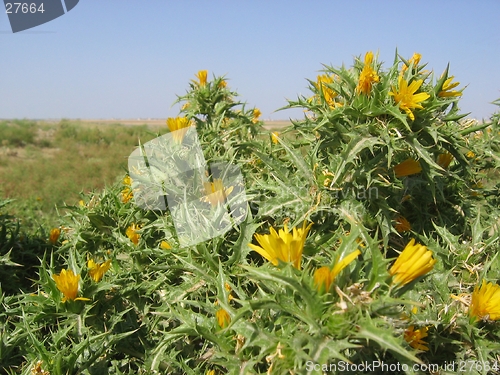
1, 57, 500, 375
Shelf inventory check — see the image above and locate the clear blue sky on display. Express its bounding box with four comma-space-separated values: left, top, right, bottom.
1, 0, 499, 121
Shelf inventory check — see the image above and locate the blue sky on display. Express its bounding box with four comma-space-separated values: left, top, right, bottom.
1, 0, 499, 121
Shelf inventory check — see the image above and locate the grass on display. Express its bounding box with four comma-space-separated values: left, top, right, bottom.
0, 119, 170, 231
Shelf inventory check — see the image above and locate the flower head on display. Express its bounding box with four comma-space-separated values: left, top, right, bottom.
167, 117, 192, 143
404, 326, 429, 351
195, 70, 208, 86
216, 308, 231, 328
394, 216, 411, 233
49, 228, 61, 244
393, 158, 422, 177
126, 223, 141, 245
249, 222, 313, 269
438, 76, 462, 97
401, 53, 422, 74
389, 77, 430, 121
389, 239, 436, 285
271, 131, 279, 144
252, 108, 262, 124
314, 249, 361, 293
52, 269, 89, 302
437, 152, 453, 169
201, 179, 234, 207
315, 74, 341, 108
356, 51, 380, 95
160, 240, 172, 250
469, 280, 500, 322
88, 259, 112, 282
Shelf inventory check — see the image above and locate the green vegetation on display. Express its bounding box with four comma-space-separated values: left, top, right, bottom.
1, 53, 500, 375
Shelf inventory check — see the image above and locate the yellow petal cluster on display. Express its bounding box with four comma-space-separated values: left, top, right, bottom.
313, 249, 361, 292
216, 308, 231, 328
252, 108, 262, 124
88, 259, 112, 282
438, 76, 462, 97
126, 223, 141, 245
469, 280, 500, 321
195, 70, 208, 86
404, 325, 429, 351
356, 51, 379, 95
52, 269, 89, 302
389, 239, 436, 285
315, 74, 341, 108
121, 175, 133, 203
389, 77, 430, 121
271, 131, 279, 144
167, 117, 192, 143
49, 228, 61, 244
437, 152, 453, 169
401, 53, 422, 74
393, 158, 422, 177
248, 222, 313, 270
201, 179, 234, 207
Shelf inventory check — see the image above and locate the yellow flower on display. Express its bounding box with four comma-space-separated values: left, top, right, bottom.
252, 108, 261, 124
216, 308, 231, 328
206, 370, 216, 375
160, 240, 172, 250
314, 249, 361, 292
389, 77, 430, 121
389, 239, 436, 285
123, 175, 131, 186
126, 223, 141, 245
201, 179, 234, 207
52, 269, 89, 302
401, 53, 422, 74
87, 259, 112, 282
121, 175, 133, 203
466, 151, 475, 159
49, 228, 61, 244
218, 80, 227, 88
315, 74, 341, 108
438, 76, 462, 97
437, 152, 453, 169
394, 216, 411, 233
469, 280, 500, 321
393, 158, 422, 177
181, 102, 190, 111
404, 326, 429, 351
356, 51, 379, 95
249, 222, 313, 270
166, 117, 192, 143
195, 70, 208, 86
271, 131, 279, 144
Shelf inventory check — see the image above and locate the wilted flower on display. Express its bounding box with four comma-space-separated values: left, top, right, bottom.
394, 216, 411, 233
195, 70, 208, 86
356, 51, 379, 95
404, 326, 429, 351
201, 179, 234, 207
52, 269, 89, 302
216, 308, 231, 328
437, 152, 453, 169
389, 77, 430, 121
166, 117, 192, 143
126, 223, 141, 245
31, 360, 49, 375
393, 158, 422, 177
88, 259, 112, 282
389, 239, 436, 285
469, 280, 500, 322
249, 222, 313, 269
49, 228, 61, 244
252, 108, 262, 124
438, 76, 462, 97
314, 249, 361, 292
